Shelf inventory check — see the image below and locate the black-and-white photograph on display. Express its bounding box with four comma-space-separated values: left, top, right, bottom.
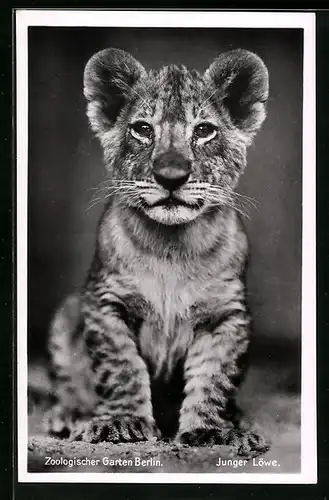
16, 10, 316, 483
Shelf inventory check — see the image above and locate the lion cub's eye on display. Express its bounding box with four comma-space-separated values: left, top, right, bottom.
193, 122, 217, 142
130, 121, 153, 143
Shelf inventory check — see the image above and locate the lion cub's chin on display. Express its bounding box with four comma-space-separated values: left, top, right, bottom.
144, 204, 205, 226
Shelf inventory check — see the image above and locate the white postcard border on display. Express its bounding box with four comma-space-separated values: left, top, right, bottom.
16, 9, 316, 484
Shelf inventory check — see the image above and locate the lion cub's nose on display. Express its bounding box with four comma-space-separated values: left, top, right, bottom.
153, 151, 191, 191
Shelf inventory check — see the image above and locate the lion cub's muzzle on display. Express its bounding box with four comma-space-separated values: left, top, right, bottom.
139, 149, 204, 225
153, 150, 191, 192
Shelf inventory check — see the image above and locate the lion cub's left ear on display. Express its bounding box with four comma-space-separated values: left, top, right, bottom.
83, 48, 146, 136
204, 49, 269, 139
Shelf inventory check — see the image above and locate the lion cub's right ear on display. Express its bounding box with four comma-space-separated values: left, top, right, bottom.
204, 49, 269, 141
84, 48, 146, 136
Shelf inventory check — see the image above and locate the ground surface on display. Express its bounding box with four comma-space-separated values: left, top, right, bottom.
28, 360, 301, 474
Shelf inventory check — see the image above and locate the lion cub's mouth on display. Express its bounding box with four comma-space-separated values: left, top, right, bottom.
139, 192, 207, 225
148, 195, 204, 210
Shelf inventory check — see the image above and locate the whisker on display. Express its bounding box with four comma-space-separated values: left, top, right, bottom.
207, 184, 257, 201
88, 186, 114, 197
197, 88, 219, 114
90, 178, 136, 186
124, 83, 153, 114
110, 179, 139, 184
202, 185, 258, 211
88, 187, 135, 204
87, 179, 138, 194
232, 191, 257, 202
86, 192, 134, 213
207, 198, 251, 220
85, 199, 104, 213
232, 193, 258, 209
234, 198, 258, 212
201, 189, 252, 219
86, 184, 144, 212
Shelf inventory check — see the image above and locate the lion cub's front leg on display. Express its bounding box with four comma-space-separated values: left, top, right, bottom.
177, 279, 270, 457
73, 292, 160, 443
48, 289, 160, 444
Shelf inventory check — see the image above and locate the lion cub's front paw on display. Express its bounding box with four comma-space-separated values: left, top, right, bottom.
177, 427, 270, 457
227, 429, 271, 458
70, 415, 161, 444
177, 427, 227, 447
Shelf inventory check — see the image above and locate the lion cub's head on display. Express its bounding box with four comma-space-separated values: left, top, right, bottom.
84, 48, 268, 226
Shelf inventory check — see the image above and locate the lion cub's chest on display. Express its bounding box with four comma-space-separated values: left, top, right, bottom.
129, 257, 210, 376
133, 257, 206, 328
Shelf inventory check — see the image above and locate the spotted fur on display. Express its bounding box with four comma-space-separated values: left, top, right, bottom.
47, 48, 270, 456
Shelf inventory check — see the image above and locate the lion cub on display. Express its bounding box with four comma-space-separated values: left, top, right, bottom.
47, 48, 269, 457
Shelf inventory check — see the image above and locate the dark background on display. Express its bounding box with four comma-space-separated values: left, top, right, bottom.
28, 27, 303, 372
